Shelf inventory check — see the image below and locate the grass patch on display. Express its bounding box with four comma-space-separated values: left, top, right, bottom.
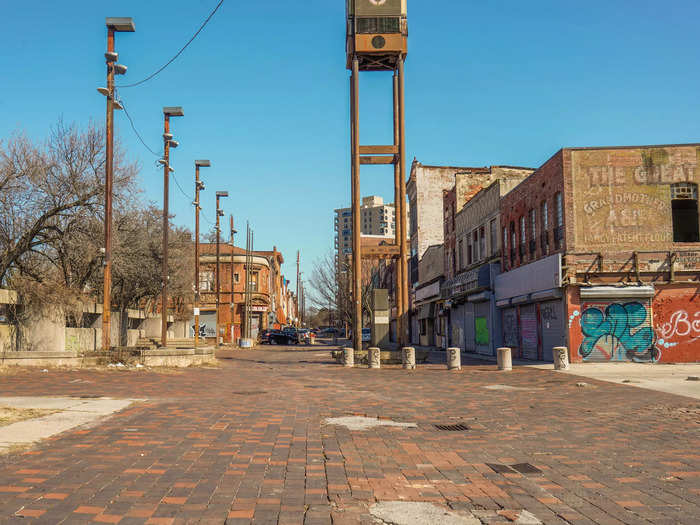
0, 406, 57, 427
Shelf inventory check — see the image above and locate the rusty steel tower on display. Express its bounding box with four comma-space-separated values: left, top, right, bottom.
346, 0, 409, 355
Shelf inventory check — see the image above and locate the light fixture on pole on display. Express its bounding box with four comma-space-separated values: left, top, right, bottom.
193, 159, 211, 350
161, 106, 184, 348
99, 16, 134, 353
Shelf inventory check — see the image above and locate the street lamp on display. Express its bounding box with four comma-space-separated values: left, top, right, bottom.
215, 191, 229, 346
161, 106, 184, 348
99, 17, 134, 352
193, 159, 210, 350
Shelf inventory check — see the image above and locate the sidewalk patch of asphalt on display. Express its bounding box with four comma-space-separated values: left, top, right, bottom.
323, 416, 417, 431
0, 397, 139, 454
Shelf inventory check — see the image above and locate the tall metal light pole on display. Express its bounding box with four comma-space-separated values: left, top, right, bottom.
215, 191, 229, 346
398, 57, 409, 345
100, 17, 134, 352
161, 106, 184, 348
229, 215, 237, 342
193, 160, 210, 349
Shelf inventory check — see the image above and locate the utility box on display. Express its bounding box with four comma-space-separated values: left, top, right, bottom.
371, 289, 390, 347
346, 0, 408, 70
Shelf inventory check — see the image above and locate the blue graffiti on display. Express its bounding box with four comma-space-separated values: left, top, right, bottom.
579, 302, 659, 362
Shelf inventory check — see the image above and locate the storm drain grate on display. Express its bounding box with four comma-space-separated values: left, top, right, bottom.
231, 391, 267, 396
511, 463, 542, 474
434, 423, 469, 432
487, 463, 515, 474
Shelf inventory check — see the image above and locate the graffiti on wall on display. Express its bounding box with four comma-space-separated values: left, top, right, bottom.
658, 310, 700, 348
578, 302, 660, 362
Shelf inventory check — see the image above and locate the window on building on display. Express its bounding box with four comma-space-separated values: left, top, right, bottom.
510, 222, 517, 265
467, 237, 473, 265
672, 183, 700, 242
542, 201, 549, 231
503, 226, 508, 256
473, 230, 479, 262
479, 226, 486, 260
234, 273, 240, 283
555, 193, 563, 227
458, 239, 463, 270
251, 272, 259, 292
519, 216, 526, 258
529, 209, 537, 255
199, 271, 214, 292
490, 219, 498, 256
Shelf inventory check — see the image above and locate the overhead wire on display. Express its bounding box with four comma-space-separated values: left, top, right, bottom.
119, 97, 162, 157
116, 0, 225, 89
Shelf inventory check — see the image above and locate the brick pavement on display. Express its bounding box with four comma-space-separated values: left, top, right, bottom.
0, 345, 698, 524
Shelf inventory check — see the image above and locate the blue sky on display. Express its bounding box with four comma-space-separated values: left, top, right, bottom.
2, 0, 699, 290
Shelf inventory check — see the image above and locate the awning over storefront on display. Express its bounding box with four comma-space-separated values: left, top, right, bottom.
579, 285, 655, 300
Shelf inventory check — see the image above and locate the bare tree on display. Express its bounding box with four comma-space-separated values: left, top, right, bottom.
0, 120, 137, 286
307, 251, 376, 328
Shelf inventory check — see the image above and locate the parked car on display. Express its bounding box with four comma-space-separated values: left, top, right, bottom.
261, 329, 300, 345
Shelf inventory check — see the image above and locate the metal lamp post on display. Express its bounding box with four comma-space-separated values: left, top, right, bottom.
161, 106, 184, 348
99, 17, 134, 352
193, 160, 210, 349
215, 191, 229, 346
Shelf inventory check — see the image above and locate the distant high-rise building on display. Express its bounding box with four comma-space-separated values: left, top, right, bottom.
334, 196, 400, 258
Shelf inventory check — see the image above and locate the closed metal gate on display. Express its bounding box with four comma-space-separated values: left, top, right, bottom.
464, 303, 475, 352
475, 301, 491, 356
450, 304, 466, 350
502, 307, 519, 351
540, 300, 565, 362
520, 304, 538, 360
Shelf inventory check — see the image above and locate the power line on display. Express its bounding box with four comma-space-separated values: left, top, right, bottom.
120, 98, 162, 157
116, 0, 225, 89
170, 170, 194, 202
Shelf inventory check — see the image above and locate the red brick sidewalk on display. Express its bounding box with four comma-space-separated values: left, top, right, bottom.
0, 346, 698, 524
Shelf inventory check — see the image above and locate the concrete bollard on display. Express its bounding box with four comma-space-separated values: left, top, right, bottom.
368, 347, 381, 369
344, 347, 354, 368
447, 347, 461, 370
402, 347, 416, 370
497, 347, 512, 371
553, 347, 570, 370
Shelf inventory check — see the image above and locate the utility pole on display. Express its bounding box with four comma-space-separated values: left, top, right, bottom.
100, 17, 134, 352
215, 191, 229, 346
296, 251, 300, 328
160, 106, 184, 348
230, 215, 237, 342
193, 160, 210, 349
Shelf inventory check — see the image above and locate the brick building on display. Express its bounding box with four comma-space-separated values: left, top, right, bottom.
197, 244, 290, 342
408, 161, 532, 343
497, 144, 700, 363
444, 176, 529, 356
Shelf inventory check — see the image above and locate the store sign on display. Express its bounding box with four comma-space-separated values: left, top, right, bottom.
251, 306, 268, 312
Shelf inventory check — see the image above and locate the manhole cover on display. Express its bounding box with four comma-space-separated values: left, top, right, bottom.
434, 424, 469, 432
